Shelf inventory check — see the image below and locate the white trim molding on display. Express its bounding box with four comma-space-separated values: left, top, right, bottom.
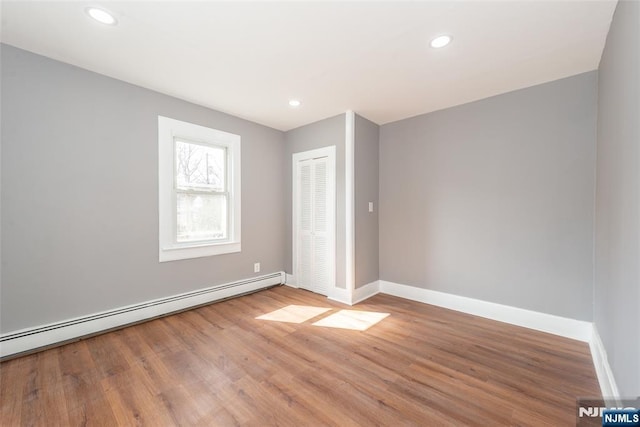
0, 272, 285, 359
345, 110, 355, 303
284, 273, 297, 288
328, 287, 351, 306
352, 281, 380, 305
589, 325, 621, 405
378, 280, 593, 342
286, 275, 378, 306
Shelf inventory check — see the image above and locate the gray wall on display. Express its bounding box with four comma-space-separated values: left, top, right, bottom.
284, 114, 346, 289
594, 0, 640, 397
379, 72, 597, 321
354, 114, 379, 288
1, 45, 286, 332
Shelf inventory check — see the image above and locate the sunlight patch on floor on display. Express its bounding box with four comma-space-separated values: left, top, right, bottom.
312, 310, 390, 331
256, 305, 332, 324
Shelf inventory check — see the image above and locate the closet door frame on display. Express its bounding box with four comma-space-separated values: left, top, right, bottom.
292, 146, 336, 296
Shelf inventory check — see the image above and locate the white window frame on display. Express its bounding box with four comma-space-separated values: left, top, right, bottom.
158, 116, 241, 262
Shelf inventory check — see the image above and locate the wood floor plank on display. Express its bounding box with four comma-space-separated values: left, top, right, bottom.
1, 356, 31, 425
0, 286, 601, 426
57, 341, 119, 426
33, 349, 71, 426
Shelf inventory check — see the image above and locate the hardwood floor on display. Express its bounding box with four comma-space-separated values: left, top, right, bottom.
0, 286, 600, 426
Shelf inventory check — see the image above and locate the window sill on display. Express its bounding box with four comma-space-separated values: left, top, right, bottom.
159, 241, 241, 262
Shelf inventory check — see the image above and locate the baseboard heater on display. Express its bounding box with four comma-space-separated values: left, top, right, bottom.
0, 271, 285, 360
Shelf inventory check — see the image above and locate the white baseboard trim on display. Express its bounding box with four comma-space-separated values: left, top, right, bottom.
284, 273, 297, 288
285, 274, 355, 305
352, 280, 380, 305
0, 272, 285, 359
378, 280, 592, 342
589, 325, 620, 404
328, 287, 352, 305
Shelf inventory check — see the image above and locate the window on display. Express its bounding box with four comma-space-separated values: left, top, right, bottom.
159, 116, 241, 262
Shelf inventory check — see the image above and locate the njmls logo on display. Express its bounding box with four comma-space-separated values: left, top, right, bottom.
602, 409, 640, 426
577, 398, 640, 427
579, 407, 639, 418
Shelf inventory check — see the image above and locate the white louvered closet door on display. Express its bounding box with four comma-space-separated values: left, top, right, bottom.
296, 156, 330, 296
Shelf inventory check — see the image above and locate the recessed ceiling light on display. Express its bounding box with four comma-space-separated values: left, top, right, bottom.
289, 99, 301, 107
430, 35, 452, 49
86, 7, 117, 26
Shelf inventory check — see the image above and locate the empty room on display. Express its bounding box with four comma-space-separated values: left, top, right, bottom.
1, 1, 638, 426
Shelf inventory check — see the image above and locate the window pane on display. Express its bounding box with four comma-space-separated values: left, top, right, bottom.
175, 139, 225, 191
176, 193, 227, 242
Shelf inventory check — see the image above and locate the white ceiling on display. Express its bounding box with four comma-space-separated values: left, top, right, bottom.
1, 1, 617, 131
